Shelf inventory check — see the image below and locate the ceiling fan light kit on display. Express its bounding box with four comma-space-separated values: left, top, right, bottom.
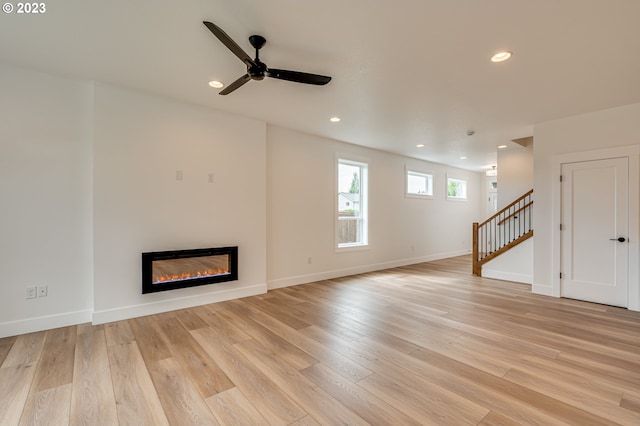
203, 21, 332, 95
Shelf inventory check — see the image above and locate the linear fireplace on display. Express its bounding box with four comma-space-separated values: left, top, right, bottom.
142, 246, 238, 294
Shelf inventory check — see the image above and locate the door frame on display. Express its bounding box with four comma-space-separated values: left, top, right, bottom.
551, 145, 640, 311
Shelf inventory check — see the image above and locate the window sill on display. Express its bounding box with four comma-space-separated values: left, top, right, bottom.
406, 193, 434, 200
336, 243, 370, 253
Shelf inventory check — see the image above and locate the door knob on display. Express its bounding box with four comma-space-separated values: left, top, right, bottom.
609, 237, 626, 242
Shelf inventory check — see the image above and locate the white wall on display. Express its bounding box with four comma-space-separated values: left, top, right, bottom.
533, 102, 640, 310
267, 125, 483, 288
0, 64, 94, 337
92, 84, 267, 324
483, 143, 534, 283
497, 144, 533, 209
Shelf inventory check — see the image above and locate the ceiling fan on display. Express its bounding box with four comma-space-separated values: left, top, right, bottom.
203, 21, 332, 95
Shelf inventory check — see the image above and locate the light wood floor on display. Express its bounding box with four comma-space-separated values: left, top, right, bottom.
1, 256, 640, 425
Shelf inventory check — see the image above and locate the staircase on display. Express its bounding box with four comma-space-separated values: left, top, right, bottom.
472, 189, 533, 276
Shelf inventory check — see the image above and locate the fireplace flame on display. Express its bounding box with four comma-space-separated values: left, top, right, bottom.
153, 267, 230, 284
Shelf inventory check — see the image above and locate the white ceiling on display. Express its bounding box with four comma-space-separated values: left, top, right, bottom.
2, 0, 639, 171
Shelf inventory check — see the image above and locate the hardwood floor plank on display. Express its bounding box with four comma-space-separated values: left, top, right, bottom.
0, 335, 16, 366
302, 327, 573, 425
174, 308, 209, 331
347, 337, 537, 426
238, 302, 373, 383
246, 297, 312, 330
217, 304, 318, 371
147, 357, 220, 426
191, 305, 252, 344
1, 331, 46, 368
104, 320, 135, 347
107, 341, 169, 426
70, 326, 118, 426
288, 415, 323, 426
456, 334, 630, 405
205, 387, 269, 425
192, 327, 306, 425
300, 362, 424, 425
621, 393, 640, 414
18, 384, 72, 426
278, 301, 367, 342
478, 410, 525, 426
30, 326, 76, 392
409, 348, 617, 425
357, 372, 488, 425
128, 315, 173, 364
154, 316, 234, 398
504, 367, 640, 425
234, 337, 369, 425
0, 365, 38, 426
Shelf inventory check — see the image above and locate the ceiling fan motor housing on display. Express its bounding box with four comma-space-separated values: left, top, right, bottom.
249, 61, 267, 80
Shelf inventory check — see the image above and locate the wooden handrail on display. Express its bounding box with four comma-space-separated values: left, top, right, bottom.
497, 201, 533, 225
478, 189, 533, 228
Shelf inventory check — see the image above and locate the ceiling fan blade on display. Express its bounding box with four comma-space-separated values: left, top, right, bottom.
219, 74, 251, 95
267, 69, 331, 85
203, 21, 255, 67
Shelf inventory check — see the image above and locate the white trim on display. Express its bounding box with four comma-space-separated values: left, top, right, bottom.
0, 309, 93, 339
267, 250, 470, 290
532, 285, 554, 297
482, 270, 533, 284
334, 242, 370, 253
336, 155, 370, 249
445, 174, 468, 201
405, 166, 434, 199
92, 284, 266, 324
551, 144, 640, 311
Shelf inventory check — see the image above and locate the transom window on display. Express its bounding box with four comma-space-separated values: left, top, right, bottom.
406, 169, 433, 198
447, 176, 467, 200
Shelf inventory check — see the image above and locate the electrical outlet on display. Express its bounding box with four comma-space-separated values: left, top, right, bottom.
37, 285, 48, 297
26, 286, 36, 299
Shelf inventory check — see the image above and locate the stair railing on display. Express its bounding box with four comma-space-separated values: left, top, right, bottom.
472, 189, 533, 276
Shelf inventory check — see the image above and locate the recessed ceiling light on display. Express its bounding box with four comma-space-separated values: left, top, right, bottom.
497, 145, 508, 149
208, 80, 224, 89
460, 156, 468, 160
330, 117, 341, 122
491, 51, 512, 63
416, 144, 425, 148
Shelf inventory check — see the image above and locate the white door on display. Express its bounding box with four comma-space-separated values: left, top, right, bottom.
561, 157, 629, 307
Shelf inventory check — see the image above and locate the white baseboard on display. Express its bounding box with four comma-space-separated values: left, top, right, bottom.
482, 270, 533, 284
0, 309, 93, 339
92, 283, 266, 325
267, 250, 470, 290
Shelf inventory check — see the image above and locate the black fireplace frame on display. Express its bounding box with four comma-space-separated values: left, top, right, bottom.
142, 246, 238, 294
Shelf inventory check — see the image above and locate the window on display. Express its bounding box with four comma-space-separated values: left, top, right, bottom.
337, 158, 368, 248
447, 176, 467, 200
406, 169, 433, 198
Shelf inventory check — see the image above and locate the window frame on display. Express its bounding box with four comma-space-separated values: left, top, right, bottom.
405, 167, 434, 199
446, 175, 468, 201
336, 156, 369, 251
